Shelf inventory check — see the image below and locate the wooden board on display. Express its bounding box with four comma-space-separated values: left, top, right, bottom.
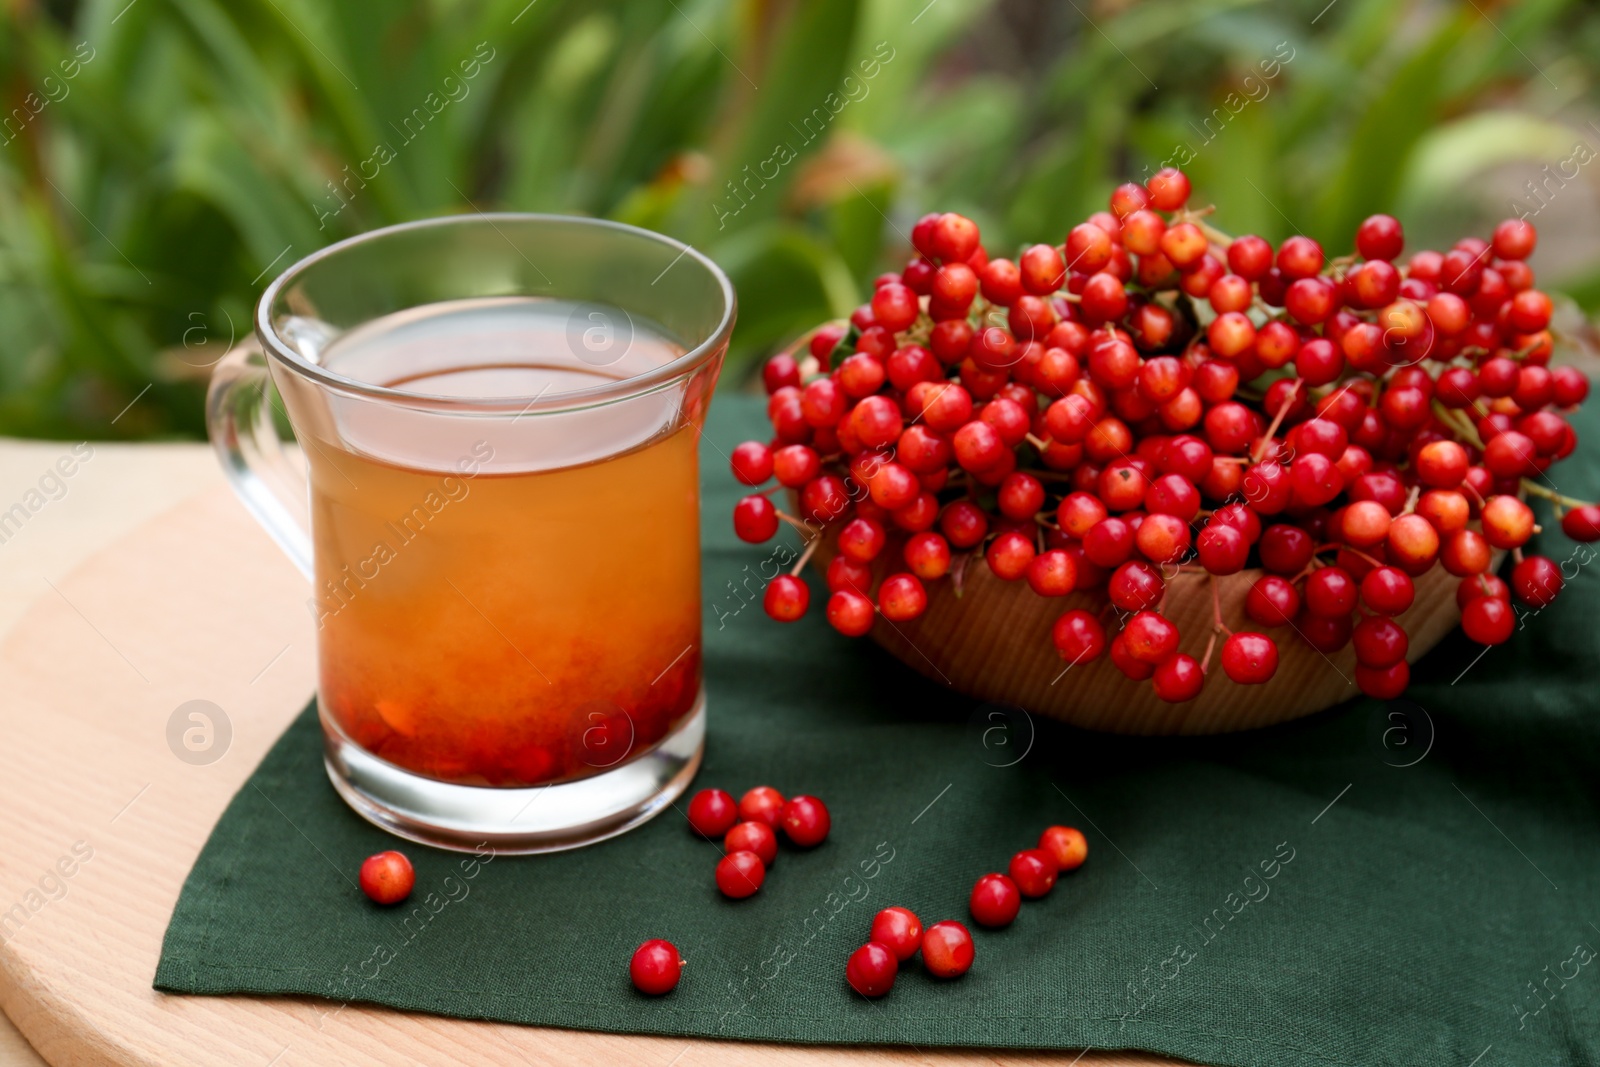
0, 485, 1180, 1067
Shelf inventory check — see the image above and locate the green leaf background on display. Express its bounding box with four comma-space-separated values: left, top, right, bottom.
0, 0, 1596, 438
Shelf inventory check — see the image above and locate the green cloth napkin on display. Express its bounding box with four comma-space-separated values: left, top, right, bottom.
156, 394, 1600, 1067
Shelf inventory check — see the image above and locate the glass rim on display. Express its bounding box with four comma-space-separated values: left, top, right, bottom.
254, 213, 736, 414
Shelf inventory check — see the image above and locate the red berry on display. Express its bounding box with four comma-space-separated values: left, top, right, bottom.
953, 420, 1006, 471
1457, 574, 1511, 610
1387, 513, 1442, 572
1552, 366, 1588, 408
1122, 610, 1180, 664
1299, 610, 1353, 653
1052, 609, 1107, 664
780, 795, 831, 848
724, 821, 779, 866
871, 282, 919, 333
1221, 632, 1278, 685
763, 575, 810, 622
1038, 825, 1088, 871
1480, 495, 1535, 549
1356, 660, 1410, 700
1561, 505, 1600, 542
969, 873, 1022, 928
1026, 549, 1079, 597
1019, 243, 1066, 294
870, 907, 924, 962
850, 395, 903, 450
1245, 575, 1300, 628
733, 495, 779, 543
738, 786, 786, 827
1152, 653, 1206, 702
1197, 521, 1249, 575
1227, 235, 1273, 279
826, 589, 875, 637
1493, 218, 1537, 260
1008, 848, 1059, 898
1340, 500, 1392, 549
800, 475, 850, 524
1361, 566, 1415, 616
1146, 167, 1191, 211
905, 531, 953, 580
1135, 513, 1191, 564
1415, 440, 1468, 488
359, 850, 415, 905
1511, 555, 1563, 609
837, 354, 886, 399
763, 353, 802, 394
1057, 490, 1109, 537
1509, 290, 1552, 333
878, 573, 929, 622
1352, 616, 1408, 669
1110, 181, 1151, 217
1356, 214, 1405, 261
1277, 235, 1325, 279
716, 850, 767, 899
1461, 595, 1515, 645
845, 942, 898, 998
921, 921, 976, 979
838, 517, 887, 562
730, 441, 774, 485
1066, 223, 1114, 273
931, 213, 980, 263
1305, 566, 1357, 618
986, 530, 1037, 580
1440, 530, 1492, 578
630, 939, 684, 995
1260, 524, 1315, 574
687, 788, 738, 838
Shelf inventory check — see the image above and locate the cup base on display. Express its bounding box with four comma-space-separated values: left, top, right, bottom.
321, 691, 705, 854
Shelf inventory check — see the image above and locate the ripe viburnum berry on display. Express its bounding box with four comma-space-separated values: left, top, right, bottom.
726, 187, 1593, 709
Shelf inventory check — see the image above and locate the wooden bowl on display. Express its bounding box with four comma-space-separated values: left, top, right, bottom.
810, 533, 1468, 735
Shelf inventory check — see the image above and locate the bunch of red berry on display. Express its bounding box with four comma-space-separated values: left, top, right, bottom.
731, 167, 1598, 702
685, 784, 831, 900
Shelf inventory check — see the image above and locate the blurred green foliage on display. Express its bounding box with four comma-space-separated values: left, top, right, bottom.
0, 0, 1595, 438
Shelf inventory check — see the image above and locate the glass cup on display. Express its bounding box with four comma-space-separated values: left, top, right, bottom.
207, 215, 733, 853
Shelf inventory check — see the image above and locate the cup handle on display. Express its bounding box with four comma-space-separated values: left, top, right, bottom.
206, 339, 315, 580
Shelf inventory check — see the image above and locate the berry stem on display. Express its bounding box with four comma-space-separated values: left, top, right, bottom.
1430, 401, 1486, 450
1251, 379, 1303, 464
1196, 219, 1235, 247
775, 510, 825, 542
789, 536, 820, 577
1314, 543, 1384, 568
1520, 480, 1595, 510
1210, 573, 1232, 637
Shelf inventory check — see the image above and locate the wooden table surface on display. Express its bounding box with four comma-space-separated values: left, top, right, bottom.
0, 438, 1179, 1067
